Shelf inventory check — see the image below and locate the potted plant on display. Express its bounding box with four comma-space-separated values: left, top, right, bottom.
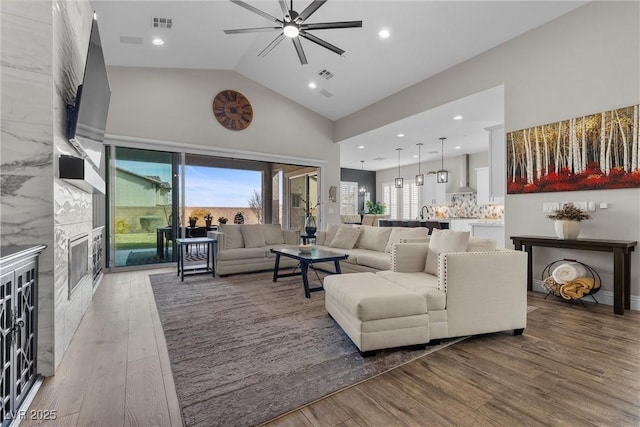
547, 203, 590, 239
218, 216, 228, 225
234, 211, 245, 224
188, 216, 198, 228
204, 212, 213, 228
366, 200, 386, 215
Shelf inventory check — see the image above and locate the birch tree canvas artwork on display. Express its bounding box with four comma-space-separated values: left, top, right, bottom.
507, 104, 640, 193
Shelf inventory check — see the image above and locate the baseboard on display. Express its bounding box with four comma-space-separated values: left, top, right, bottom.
532, 279, 640, 311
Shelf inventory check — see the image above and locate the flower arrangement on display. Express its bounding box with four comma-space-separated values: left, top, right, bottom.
204, 212, 213, 221
218, 216, 228, 224
188, 216, 198, 221
547, 203, 591, 222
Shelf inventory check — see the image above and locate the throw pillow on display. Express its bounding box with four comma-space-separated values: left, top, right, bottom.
219, 224, 244, 249
467, 237, 497, 252
262, 224, 285, 245
321, 223, 341, 246
357, 226, 392, 252
424, 229, 470, 274
385, 227, 429, 253
328, 225, 362, 250
240, 224, 266, 249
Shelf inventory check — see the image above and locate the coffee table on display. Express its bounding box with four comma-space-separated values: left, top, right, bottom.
270, 247, 348, 298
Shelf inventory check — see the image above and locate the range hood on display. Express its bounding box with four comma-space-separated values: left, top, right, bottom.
451, 154, 476, 194
58, 154, 106, 194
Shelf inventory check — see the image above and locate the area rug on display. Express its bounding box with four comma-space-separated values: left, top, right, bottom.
149, 271, 465, 427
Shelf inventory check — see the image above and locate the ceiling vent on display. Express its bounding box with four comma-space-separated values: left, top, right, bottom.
372, 157, 385, 161
318, 69, 334, 80
427, 150, 439, 155
152, 17, 173, 29
120, 36, 143, 45
319, 89, 333, 98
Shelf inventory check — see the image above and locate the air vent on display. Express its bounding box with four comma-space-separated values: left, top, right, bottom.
372, 157, 385, 161
318, 69, 334, 80
120, 36, 143, 44
319, 89, 333, 98
152, 17, 173, 28
427, 150, 439, 155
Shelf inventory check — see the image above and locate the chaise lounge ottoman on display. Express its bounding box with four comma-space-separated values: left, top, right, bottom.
324, 272, 430, 354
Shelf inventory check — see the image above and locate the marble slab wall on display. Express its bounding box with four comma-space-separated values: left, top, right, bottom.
0, 0, 95, 375
1, 0, 55, 376
52, 0, 94, 369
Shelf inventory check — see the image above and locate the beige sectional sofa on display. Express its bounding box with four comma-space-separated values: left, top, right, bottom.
207, 224, 300, 275
313, 224, 430, 273
324, 230, 528, 354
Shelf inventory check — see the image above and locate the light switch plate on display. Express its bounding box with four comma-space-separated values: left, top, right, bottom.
542, 202, 560, 213
573, 201, 588, 211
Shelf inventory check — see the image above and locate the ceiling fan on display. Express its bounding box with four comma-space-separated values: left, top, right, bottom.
224, 0, 363, 65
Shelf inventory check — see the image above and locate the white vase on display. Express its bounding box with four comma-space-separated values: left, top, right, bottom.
554, 220, 581, 239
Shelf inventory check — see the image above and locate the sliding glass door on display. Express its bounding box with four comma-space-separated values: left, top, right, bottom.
109, 147, 178, 267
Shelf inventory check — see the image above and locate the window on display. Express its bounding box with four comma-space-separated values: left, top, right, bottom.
382, 182, 398, 219
340, 181, 358, 215
403, 182, 420, 219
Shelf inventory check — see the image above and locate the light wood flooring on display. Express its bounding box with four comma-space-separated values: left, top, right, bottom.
24, 269, 640, 426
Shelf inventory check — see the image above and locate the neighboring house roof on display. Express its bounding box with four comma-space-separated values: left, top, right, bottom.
116, 167, 171, 189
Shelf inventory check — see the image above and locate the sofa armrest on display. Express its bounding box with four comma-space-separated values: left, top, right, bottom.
391, 243, 429, 273
207, 230, 225, 250
283, 229, 300, 245
439, 250, 528, 337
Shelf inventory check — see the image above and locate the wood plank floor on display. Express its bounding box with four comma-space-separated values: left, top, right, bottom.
24, 269, 640, 426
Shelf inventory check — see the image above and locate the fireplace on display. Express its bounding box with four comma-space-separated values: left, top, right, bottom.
68, 234, 89, 298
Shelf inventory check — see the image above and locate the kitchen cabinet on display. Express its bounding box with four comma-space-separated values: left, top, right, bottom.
423, 175, 447, 206
486, 124, 505, 202
471, 223, 505, 248
476, 166, 502, 205
448, 219, 478, 232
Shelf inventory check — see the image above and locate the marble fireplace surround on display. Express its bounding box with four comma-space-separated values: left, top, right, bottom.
0, 0, 98, 375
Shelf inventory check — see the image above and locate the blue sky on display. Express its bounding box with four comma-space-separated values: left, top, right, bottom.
185, 166, 261, 207
116, 161, 261, 207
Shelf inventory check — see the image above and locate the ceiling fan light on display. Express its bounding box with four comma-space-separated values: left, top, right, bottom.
283, 24, 299, 38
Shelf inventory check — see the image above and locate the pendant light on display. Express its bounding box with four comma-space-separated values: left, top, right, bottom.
358, 160, 367, 194
415, 143, 424, 186
395, 148, 404, 188
436, 137, 448, 183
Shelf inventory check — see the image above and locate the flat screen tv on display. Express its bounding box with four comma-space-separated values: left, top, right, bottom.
66, 18, 111, 154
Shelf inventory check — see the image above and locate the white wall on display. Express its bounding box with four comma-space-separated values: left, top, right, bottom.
104, 67, 341, 227
337, 2, 640, 304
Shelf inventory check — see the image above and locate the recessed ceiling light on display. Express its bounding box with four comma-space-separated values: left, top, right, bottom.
453, 115, 463, 120
378, 29, 390, 39
308, 82, 317, 89
397, 133, 405, 137
358, 145, 365, 149
454, 146, 462, 150
93, 12, 98, 20
412, 154, 418, 158
152, 38, 164, 46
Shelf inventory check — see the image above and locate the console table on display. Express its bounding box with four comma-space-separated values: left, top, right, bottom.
511, 235, 637, 315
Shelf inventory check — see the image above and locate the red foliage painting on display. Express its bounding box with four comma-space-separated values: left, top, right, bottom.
507, 104, 640, 194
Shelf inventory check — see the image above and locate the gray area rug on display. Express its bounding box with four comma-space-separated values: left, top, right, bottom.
149, 271, 464, 427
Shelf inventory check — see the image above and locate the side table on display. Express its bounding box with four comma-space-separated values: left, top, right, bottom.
300, 234, 316, 245
176, 237, 216, 281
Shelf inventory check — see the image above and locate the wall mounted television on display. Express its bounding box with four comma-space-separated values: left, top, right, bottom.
66, 17, 111, 167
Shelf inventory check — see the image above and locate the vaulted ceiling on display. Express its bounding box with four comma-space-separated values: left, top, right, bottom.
92, 1, 587, 169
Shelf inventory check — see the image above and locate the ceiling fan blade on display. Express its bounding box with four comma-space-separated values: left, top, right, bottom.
296, 0, 326, 23
224, 27, 282, 34
277, 0, 289, 17
258, 33, 286, 57
301, 21, 363, 30
291, 37, 308, 65
299, 31, 345, 56
229, 0, 283, 24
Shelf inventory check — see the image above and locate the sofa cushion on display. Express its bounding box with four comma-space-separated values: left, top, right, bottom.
240, 224, 266, 248
467, 237, 497, 252
219, 224, 244, 249
385, 227, 429, 253
217, 247, 267, 261
319, 223, 342, 246
357, 226, 392, 252
425, 230, 470, 274
262, 224, 286, 245
376, 271, 445, 310
356, 252, 391, 270
324, 273, 427, 321
329, 225, 362, 250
